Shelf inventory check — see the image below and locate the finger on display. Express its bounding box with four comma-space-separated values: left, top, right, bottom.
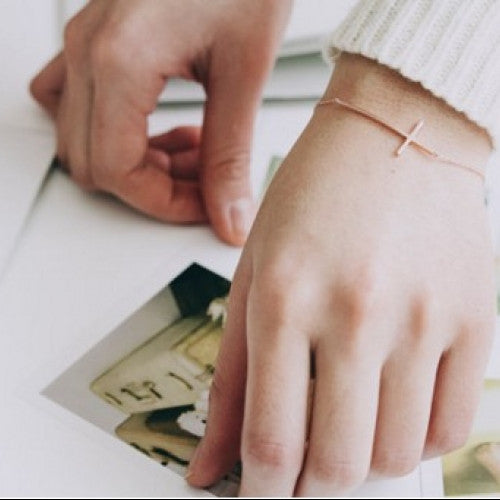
146, 147, 201, 180
169, 149, 201, 180
144, 147, 170, 172
90, 52, 207, 221
30, 52, 65, 117
425, 329, 493, 457
186, 257, 252, 487
88, 31, 166, 190
149, 126, 201, 152
370, 342, 440, 478
238, 287, 310, 496
113, 162, 207, 223
297, 336, 381, 496
149, 127, 202, 179
201, 54, 272, 246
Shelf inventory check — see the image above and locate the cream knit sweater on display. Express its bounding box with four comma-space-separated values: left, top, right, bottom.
327, 0, 500, 147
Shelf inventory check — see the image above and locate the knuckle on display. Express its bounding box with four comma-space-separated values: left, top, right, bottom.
371, 451, 419, 477
334, 289, 377, 348
254, 257, 305, 298
330, 266, 390, 350
90, 22, 137, 72
90, 32, 124, 71
251, 264, 308, 330
343, 287, 373, 322
242, 434, 300, 471
206, 148, 250, 184
335, 266, 382, 327
308, 456, 366, 488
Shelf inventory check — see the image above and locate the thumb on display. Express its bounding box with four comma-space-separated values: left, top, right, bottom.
201, 55, 268, 246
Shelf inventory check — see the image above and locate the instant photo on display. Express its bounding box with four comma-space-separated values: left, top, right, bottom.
44, 263, 239, 496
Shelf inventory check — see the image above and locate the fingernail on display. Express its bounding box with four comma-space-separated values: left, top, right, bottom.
228, 198, 254, 240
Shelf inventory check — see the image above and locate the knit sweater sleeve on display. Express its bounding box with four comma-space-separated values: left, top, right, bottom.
326, 0, 500, 148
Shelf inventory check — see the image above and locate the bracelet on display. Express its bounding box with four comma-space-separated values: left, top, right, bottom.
316, 97, 485, 181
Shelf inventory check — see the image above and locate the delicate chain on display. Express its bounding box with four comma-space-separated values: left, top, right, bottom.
316, 97, 485, 181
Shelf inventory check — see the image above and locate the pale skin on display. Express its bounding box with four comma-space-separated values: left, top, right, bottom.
31, 0, 497, 496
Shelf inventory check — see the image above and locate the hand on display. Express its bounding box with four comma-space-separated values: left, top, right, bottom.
30, 0, 291, 245
186, 54, 496, 495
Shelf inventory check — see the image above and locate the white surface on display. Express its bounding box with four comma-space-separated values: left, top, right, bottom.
0, 0, 58, 280
0, 0, 58, 129
0, 126, 54, 278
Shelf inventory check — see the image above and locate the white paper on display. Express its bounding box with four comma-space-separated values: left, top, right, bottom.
0, 125, 53, 279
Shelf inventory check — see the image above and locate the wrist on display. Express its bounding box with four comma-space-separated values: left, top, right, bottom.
320, 54, 492, 170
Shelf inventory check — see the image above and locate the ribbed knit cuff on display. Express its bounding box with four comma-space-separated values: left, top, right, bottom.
326, 0, 500, 148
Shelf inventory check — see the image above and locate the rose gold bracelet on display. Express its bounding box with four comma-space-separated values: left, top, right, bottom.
316, 97, 485, 181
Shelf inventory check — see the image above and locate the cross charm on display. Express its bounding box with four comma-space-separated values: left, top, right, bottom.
317, 98, 485, 180
396, 119, 425, 156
